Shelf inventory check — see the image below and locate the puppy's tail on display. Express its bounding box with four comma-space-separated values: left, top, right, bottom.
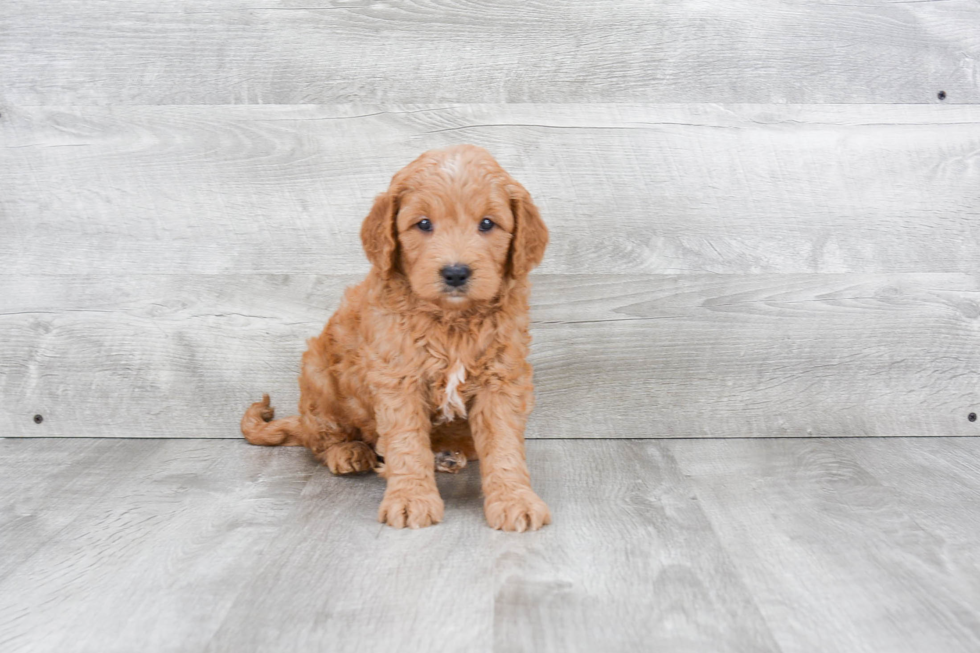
241, 394, 305, 447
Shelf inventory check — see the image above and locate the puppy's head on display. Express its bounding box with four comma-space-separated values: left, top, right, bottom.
361, 145, 547, 309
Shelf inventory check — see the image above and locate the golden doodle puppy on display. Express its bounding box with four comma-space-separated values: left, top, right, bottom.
241, 145, 551, 531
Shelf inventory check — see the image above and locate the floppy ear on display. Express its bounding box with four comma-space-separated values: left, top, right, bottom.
508, 182, 548, 278
360, 190, 399, 276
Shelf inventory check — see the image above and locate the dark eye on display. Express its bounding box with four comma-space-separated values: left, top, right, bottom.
416, 218, 433, 232
478, 217, 495, 232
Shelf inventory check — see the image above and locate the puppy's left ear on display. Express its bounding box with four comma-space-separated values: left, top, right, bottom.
360, 190, 399, 277
508, 182, 548, 278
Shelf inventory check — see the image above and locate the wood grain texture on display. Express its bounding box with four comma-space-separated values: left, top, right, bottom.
1, 0, 978, 105
672, 437, 980, 653
3, 104, 980, 276
0, 439, 315, 653
487, 440, 778, 653
0, 439, 165, 582
203, 444, 496, 653
3, 273, 977, 438
2, 438, 979, 652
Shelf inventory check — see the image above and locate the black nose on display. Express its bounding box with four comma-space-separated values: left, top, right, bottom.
441, 264, 471, 288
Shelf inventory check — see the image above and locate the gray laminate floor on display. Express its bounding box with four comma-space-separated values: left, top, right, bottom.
1, 437, 978, 653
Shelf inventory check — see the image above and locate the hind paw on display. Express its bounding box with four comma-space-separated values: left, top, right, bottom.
320, 442, 377, 475
434, 450, 468, 474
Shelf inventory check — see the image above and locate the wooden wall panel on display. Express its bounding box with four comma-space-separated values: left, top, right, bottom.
2, 104, 979, 276
3, 0, 978, 441
1, 0, 977, 105
3, 273, 977, 438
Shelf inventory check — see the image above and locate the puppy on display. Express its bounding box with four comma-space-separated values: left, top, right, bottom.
241, 145, 551, 531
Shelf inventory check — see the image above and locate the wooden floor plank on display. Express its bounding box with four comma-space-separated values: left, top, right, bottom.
3, 104, 979, 276
0, 439, 164, 582
3, 273, 977, 438
671, 438, 980, 653
488, 440, 778, 653
0, 438, 980, 653
203, 448, 495, 653
0, 439, 788, 653
0, 440, 315, 653
837, 438, 980, 608
2, 0, 977, 105
3, 439, 980, 652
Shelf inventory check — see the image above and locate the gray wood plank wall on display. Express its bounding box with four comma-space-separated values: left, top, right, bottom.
2, 1, 978, 104
3, 273, 979, 437
3, 105, 980, 276
2, 4, 978, 438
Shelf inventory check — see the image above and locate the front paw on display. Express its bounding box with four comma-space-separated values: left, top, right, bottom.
484, 489, 551, 532
378, 485, 445, 529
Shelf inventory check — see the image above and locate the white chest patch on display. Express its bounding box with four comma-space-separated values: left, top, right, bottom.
438, 361, 468, 423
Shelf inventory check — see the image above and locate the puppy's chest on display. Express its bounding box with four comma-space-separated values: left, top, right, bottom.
430, 360, 473, 424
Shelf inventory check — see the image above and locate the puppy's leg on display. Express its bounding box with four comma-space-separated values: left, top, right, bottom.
375, 395, 444, 528
301, 419, 376, 475
315, 441, 377, 475
243, 394, 375, 474
289, 343, 376, 474
470, 389, 551, 532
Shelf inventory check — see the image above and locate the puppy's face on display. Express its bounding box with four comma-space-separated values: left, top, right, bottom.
361, 145, 548, 310
395, 171, 513, 307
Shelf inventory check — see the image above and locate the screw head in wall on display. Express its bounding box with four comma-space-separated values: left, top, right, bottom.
33, 414, 44, 424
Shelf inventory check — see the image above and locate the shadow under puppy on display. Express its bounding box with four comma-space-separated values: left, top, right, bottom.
241, 144, 551, 532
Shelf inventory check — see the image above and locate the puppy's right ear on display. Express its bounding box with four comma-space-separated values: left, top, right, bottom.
360, 191, 399, 277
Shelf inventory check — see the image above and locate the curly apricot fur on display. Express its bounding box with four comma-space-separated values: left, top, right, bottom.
241, 145, 550, 531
